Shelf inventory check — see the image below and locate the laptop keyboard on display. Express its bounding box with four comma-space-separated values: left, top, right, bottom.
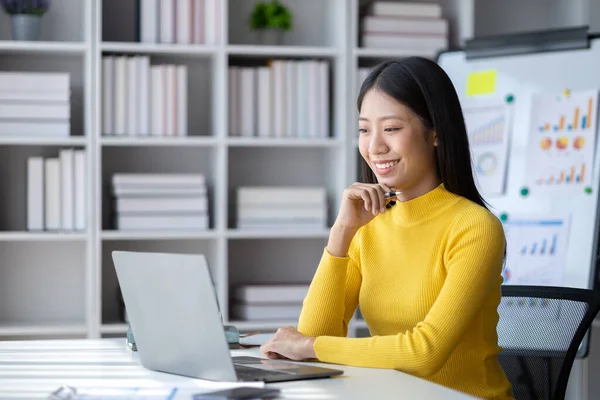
234, 364, 292, 382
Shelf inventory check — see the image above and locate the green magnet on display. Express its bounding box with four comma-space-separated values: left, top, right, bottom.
585, 187, 593, 194
520, 187, 529, 197
506, 94, 514, 103
500, 213, 508, 221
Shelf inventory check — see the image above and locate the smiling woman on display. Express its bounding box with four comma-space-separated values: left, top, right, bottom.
260, 57, 514, 400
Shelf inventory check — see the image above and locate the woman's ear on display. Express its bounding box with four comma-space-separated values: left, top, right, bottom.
432, 130, 438, 147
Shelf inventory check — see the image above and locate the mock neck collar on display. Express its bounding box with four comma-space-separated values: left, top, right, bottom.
391, 184, 462, 226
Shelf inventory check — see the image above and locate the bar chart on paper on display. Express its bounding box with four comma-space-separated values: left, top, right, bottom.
463, 101, 510, 196
526, 89, 598, 192
501, 214, 571, 286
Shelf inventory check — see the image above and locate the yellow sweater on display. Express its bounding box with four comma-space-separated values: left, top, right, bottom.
297, 184, 514, 400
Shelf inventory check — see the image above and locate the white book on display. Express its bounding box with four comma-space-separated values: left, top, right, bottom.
116, 196, 208, 213
102, 56, 114, 135
204, 0, 217, 45
127, 57, 138, 136
113, 186, 207, 197
114, 56, 128, 135
0, 103, 69, 120
140, 0, 159, 43
256, 67, 272, 137
193, 0, 204, 43
150, 65, 165, 136
240, 68, 256, 137
74, 150, 86, 231
112, 173, 205, 186
284, 61, 296, 138
138, 56, 150, 136
176, 0, 192, 44
44, 158, 61, 231
0, 72, 69, 93
0, 90, 69, 102
27, 157, 44, 231
367, 1, 443, 18
228, 67, 240, 136
237, 220, 326, 230
361, 33, 447, 50
307, 60, 318, 138
271, 60, 285, 137
0, 121, 69, 137
231, 303, 303, 321
233, 284, 310, 304
237, 186, 326, 205
238, 207, 326, 221
320, 61, 329, 138
117, 214, 209, 231
176, 65, 188, 136
165, 65, 177, 136
59, 149, 74, 231
295, 61, 307, 138
160, 0, 174, 43
362, 15, 448, 35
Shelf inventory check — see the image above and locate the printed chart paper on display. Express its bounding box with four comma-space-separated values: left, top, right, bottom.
525, 90, 598, 193
463, 100, 511, 195
501, 214, 571, 286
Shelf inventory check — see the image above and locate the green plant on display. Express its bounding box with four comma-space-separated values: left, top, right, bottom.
249, 0, 292, 31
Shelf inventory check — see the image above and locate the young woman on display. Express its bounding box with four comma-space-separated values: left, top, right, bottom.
260, 57, 514, 400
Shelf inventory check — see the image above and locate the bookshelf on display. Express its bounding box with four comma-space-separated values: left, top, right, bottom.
0, 0, 475, 340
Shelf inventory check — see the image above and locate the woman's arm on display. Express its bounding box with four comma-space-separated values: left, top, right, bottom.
296, 225, 363, 338
312, 213, 505, 378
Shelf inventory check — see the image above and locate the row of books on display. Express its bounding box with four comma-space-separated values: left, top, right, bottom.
236, 187, 327, 230
137, 0, 219, 45
102, 56, 188, 137
27, 150, 86, 232
228, 60, 330, 139
0, 72, 71, 137
359, 1, 448, 58
111, 173, 208, 231
231, 283, 309, 321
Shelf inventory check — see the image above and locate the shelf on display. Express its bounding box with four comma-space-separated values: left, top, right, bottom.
0, 136, 87, 146
101, 230, 219, 241
99, 323, 128, 335
101, 42, 218, 56
0, 232, 88, 241
101, 136, 219, 147
227, 45, 339, 58
0, 40, 86, 55
226, 137, 341, 148
354, 320, 368, 329
0, 323, 87, 337
353, 47, 439, 60
228, 320, 297, 332
227, 229, 330, 239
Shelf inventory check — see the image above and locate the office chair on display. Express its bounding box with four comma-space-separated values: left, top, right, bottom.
496, 285, 600, 400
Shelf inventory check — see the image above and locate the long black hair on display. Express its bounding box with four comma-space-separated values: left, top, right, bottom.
357, 57, 488, 210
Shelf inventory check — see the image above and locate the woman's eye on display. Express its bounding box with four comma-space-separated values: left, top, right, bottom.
358, 128, 368, 134
384, 127, 400, 132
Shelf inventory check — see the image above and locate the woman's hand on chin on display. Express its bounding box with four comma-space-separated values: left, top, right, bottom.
259, 326, 317, 361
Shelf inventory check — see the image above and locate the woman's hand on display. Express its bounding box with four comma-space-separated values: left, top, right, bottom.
259, 327, 317, 361
334, 182, 396, 231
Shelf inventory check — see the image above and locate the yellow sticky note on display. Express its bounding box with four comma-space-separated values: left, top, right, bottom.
467, 70, 497, 96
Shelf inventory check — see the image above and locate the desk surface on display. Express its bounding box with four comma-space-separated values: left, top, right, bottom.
0, 338, 477, 400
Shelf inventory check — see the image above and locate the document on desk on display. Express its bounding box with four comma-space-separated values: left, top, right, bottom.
48, 381, 264, 400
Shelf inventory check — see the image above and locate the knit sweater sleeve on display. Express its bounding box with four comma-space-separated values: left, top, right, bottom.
311, 211, 506, 377
296, 230, 362, 338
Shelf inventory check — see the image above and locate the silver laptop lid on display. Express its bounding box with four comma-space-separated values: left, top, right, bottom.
111, 250, 238, 381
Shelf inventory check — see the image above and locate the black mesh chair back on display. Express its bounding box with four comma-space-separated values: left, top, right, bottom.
497, 285, 600, 400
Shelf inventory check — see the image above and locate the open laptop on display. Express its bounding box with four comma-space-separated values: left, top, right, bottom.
111, 250, 343, 383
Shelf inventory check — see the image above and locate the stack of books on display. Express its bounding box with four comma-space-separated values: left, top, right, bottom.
112, 173, 209, 231
228, 59, 330, 139
236, 186, 327, 230
102, 56, 187, 137
231, 283, 310, 321
27, 149, 86, 232
136, 0, 219, 45
0, 72, 70, 137
360, 1, 448, 58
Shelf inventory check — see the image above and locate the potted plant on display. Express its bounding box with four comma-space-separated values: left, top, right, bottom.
249, 0, 292, 45
1, 0, 51, 41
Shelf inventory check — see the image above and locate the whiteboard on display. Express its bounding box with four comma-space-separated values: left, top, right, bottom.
438, 38, 600, 291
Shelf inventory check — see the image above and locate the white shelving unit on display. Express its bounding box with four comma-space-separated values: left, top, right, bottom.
0, 0, 474, 340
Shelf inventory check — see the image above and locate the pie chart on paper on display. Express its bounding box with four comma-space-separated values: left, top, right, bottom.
476, 152, 497, 175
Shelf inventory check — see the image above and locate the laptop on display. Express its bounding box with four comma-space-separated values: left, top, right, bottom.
111, 250, 344, 383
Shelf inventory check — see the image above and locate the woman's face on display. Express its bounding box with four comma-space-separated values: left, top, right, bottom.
358, 89, 438, 195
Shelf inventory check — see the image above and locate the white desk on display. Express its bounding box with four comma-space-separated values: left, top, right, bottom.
0, 338, 477, 400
